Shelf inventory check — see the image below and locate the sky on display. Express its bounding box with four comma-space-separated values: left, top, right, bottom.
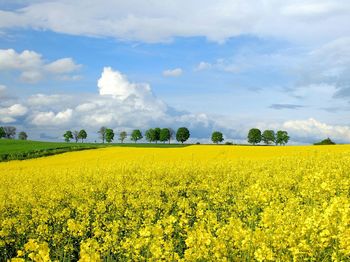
1, 0, 350, 143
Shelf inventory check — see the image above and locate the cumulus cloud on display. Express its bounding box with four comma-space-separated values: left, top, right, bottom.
0, 0, 349, 43
1, 67, 226, 140
0, 49, 81, 83
30, 109, 73, 126
0, 103, 28, 123
45, 58, 81, 74
163, 68, 183, 77
283, 118, 350, 143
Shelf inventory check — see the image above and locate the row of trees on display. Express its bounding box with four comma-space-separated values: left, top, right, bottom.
63, 127, 191, 144
248, 128, 290, 145
1, 125, 289, 145
130, 127, 191, 144
63, 130, 88, 143
63, 127, 290, 145
0, 126, 28, 140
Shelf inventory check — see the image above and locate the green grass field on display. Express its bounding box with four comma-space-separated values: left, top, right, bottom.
0, 139, 188, 161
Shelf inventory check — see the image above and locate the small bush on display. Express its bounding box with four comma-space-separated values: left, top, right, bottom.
314, 138, 336, 145
225, 141, 233, 145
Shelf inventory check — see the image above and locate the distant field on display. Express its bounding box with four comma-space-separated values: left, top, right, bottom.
0, 139, 102, 161
0, 139, 98, 154
0, 140, 188, 161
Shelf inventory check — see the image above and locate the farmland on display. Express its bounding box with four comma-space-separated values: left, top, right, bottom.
0, 140, 187, 162
1, 145, 350, 261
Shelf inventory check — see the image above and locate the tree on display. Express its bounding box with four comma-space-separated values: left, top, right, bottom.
63, 131, 73, 142
176, 127, 190, 144
98, 126, 107, 143
247, 128, 261, 145
131, 129, 143, 143
78, 129, 87, 143
154, 127, 161, 143
105, 128, 114, 143
262, 130, 275, 145
3, 126, 16, 139
276, 130, 290, 145
73, 130, 79, 143
0, 127, 5, 138
145, 128, 156, 143
159, 128, 171, 143
119, 131, 127, 143
18, 131, 28, 140
211, 131, 224, 144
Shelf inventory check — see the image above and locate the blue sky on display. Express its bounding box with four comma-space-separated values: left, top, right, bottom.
1, 0, 350, 143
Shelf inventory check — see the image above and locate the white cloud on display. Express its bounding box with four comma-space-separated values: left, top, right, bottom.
45, 58, 81, 74
0, 103, 28, 123
0, 49, 43, 70
0, 116, 16, 123
0, 49, 81, 83
283, 118, 350, 143
0, 0, 349, 43
31, 109, 73, 126
195, 62, 212, 71
281, 2, 345, 19
290, 37, 350, 98
0, 103, 27, 116
1, 67, 224, 140
20, 70, 43, 83
75, 103, 96, 112
163, 68, 183, 77
97, 67, 166, 111
27, 94, 71, 107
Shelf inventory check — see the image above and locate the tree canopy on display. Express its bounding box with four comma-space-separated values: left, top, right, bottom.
314, 137, 335, 145
131, 129, 143, 143
211, 131, 224, 144
63, 131, 73, 142
3, 126, 16, 139
176, 127, 190, 144
159, 128, 171, 143
276, 130, 289, 145
105, 128, 114, 143
98, 126, 107, 143
262, 130, 275, 145
119, 131, 127, 143
78, 129, 87, 143
248, 128, 262, 145
18, 131, 28, 140
145, 128, 156, 143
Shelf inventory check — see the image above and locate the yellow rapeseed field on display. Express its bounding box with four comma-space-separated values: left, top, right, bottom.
1, 145, 350, 261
